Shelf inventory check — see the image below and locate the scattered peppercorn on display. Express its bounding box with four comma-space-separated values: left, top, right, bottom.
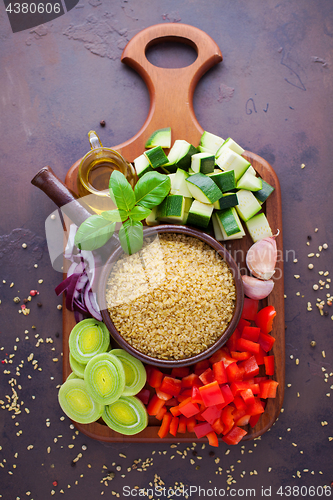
55, 332, 60, 338
100, 120, 106, 127
324, 311, 329, 316
307, 235, 312, 240
71, 461, 76, 467
209, 451, 215, 457
37, 302, 42, 307
192, 450, 198, 456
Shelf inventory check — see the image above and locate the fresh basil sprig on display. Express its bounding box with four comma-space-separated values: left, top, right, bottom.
74, 170, 171, 255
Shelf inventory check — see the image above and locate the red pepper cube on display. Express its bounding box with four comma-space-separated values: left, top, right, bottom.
171, 366, 190, 379
158, 412, 172, 438
165, 397, 178, 407
226, 327, 241, 351
178, 415, 188, 434
230, 350, 251, 361
181, 373, 201, 389
199, 367, 215, 385
155, 405, 167, 421
155, 387, 173, 401
194, 359, 210, 375
212, 360, 228, 385
255, 305, 276, 334
241, 298, 259, 321
147, 394, 166, 416
259, 332, 276, 353
193, 421, 214, 439
206, 430, 219, 447
201, 406, 222, 425
208, 347, 234, 366
199, 381, 225, 407
241, 326, 261, 342
226, 362, 245, 383
235, 413, 251, 427
247, 397, 266, 415
249, 413, 262, 428
159, 376, 182, 397
222, 425, 247, 445
211, 417, 224, 435
254, 346, 266, 365
191, 384, 203, 404
233, 395, 248, 411
147, 367, 164, 388
221, 406, 235, 435
220, 384, 234, 405
170, 405, 181, 417
186, 416, 197, 433
236, 318, 251, 334
260, 380, 279, 399
236, 338, 261, 355
240, 388, 255, 406
264, 355, 275, 376
238, 356, 260, 379
177, 389, 192, 403
169, 416, 179, 437
178, 398, 200, 418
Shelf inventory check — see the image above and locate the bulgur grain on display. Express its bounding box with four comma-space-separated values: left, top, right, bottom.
106, 234, 236, 360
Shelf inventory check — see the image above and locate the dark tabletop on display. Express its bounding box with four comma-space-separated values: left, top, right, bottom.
1, 1, 333, 499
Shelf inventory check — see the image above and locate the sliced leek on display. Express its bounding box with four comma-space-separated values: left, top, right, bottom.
58, 378, 104, 424
84, 352, 125, 405
111, 349, 147, 396
102, 395, 148, 435
69, 318, 110, 365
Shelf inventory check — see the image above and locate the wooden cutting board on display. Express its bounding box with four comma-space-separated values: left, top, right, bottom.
63, 23, 285, 443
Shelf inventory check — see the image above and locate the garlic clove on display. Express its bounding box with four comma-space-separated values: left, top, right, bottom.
242, 275, 274, 300
246, 230, 279, 280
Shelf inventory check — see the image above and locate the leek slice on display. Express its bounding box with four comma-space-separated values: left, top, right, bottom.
111, 349, 147, 396
69, 318, 110, 365
102, 396, 148, 435
84, 352, 125, 405
69, 353, 85, 378
58, 378, 104, 424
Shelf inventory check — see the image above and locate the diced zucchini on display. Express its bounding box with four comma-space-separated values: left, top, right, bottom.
207, 170, 236, 192
245, 213, 273, 242
213, 192, 238, 210
247, 165, 257, 176
253, 178, 275, 203
163, 140, 197, 173
144, 146, 168, 169
185, 173, 223, 204
215, 207, 245, 238
217, 137, 245, 156
133, 154, 153, 178
145, 127, 171, 149
145, 206, 159, 226
187, 200, 214, 229
199, 131, 224, 155
191, 152, 215, 174
156, 195, 192, 224
212, 213, 224, 241
215, 149, 250, 180
235, 189, 262, 221
236, 171, 263, 191
170, 168, 192, 198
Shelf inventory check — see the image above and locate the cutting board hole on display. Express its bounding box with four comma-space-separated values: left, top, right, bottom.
145, 41, 197, 68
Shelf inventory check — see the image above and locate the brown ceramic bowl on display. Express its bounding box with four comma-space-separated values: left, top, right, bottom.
98, 225, 243, 368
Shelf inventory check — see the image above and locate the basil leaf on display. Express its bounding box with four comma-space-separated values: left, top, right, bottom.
74, 215, 116, 251
109, 170, 136, 212
128, 205, 152, 221
119, 220, 143, 255
100, 209, 128, 222
134, 172, 171, 209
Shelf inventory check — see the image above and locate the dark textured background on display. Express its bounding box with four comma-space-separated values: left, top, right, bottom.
0, 1, 332, 498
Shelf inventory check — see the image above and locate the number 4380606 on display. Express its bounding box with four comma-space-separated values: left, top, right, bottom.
6, 3, 61, 14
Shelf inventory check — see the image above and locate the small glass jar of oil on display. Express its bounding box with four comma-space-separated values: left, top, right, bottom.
77, 131, 137, 214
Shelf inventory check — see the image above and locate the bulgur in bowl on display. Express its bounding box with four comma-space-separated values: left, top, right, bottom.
98, 225, 243, 368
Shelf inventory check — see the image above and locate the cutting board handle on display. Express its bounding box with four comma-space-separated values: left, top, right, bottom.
117, 23, 223, 161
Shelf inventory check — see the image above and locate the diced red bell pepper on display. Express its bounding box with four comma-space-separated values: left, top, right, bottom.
199, 381, 225, 407
181, 373, 201, 388
240, 388, 255, 406
233, 395, 248, 411
209, 347, 235, 367
255, 305, 276, 334
220, 384, 234, 405
226, 328, 241, 351
187, 416, 197, 433
171, 366, 190, 378
136, 388, 150, 405
206, 430, 219, 447
241, 298, 259, 321
236, 337, 261, 355
247, 397, 265, 416
241, 326, 260, 342
264, 355, 275, 376
254, 346, 266, 365
159, 376, 182, 397
169, 416, 179, 436
260, 380, 279, 399
235, 413, 251, 427
199, 367, 215, 385
226, 362, 245, 382
201, 405, 222, 425
147, 394, 166, 416
249, 413, 261, 428
212, 360, 228, 384
155, 405, 167, 421
191, 384, 203, 404
178, 397, 201, 418
178, 415, 187, 434
194, 359, 210, 375
236, 318, 251, 333
230, 381, 254, 396
156, 387, 173, 401
177, 389, 192, 403
222, 425, 247, 445
238, 356, 260, 379
259, 332, 276, 352
221, 405, 235, 435
170, 405, 181, 417
158, 412, 172, 438
211, 417, 224, 435
230, 350, 251, 361
193, 421, 214, 439
147, 367, 164, 388
165, 397, 178, 407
